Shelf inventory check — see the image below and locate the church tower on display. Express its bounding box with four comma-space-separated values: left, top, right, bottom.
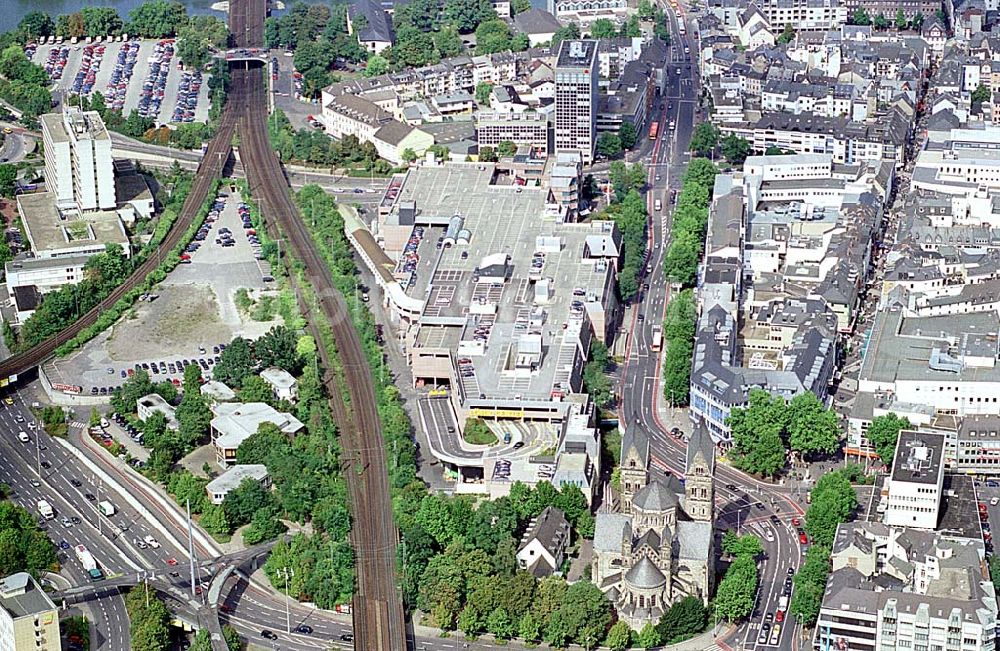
683, 422, 715, 522
620, 427, 650, 514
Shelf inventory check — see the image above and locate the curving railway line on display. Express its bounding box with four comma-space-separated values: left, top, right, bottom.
0, 112, 237, 383
233, 1, 406, 649
0, 0, 404, 646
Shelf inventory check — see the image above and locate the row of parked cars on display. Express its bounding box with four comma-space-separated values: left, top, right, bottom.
70, 44, 105, 95
401, 226, 424, 287
136, 39, 174, 120
105, 41, 140, 113
171, 69, 201, 123
239, 202, 265, 259
193, 196, 227, 247
43, 46, 70, 81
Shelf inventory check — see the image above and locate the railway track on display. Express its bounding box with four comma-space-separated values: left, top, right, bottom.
232, 2, 406, 649
0, 103, 237, 383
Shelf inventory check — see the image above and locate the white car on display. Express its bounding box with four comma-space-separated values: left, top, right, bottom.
143, 535, 160, 549
17, 431, 29, 443
991, 497, 999, 506
26, 422, 36, 430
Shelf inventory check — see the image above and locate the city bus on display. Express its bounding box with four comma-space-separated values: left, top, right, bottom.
649, 121, 659, 140
651, 325, 663, 352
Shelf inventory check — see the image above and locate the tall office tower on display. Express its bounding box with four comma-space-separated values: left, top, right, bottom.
554, 39, 598, 165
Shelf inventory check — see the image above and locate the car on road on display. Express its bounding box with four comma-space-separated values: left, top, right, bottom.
59, 540, 70, 550
791, 517, 801, 526
167, 558, 178, 566
134, 539, 148, 549
29, 480, 40, 488
70, 479, 81, 487
84, 493, 96, 501
991, 497, 999, 506
757, 623, 771, 644
260, 630, 278, 640
339, 634, 354, 642
725, 483, 737, 491
59, 517, 73, 528
799, 531, 808, 545
40, 461, 50, 469
295, 625, 313, 635
18, 431, 29, 443
143, 535, 160, 549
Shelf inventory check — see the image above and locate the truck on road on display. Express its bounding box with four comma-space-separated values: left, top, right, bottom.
98, 501, 116, 517
74, 545, 104, 581
36, 500, 54, 520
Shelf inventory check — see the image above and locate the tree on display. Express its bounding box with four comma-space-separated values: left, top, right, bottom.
851, 7, 871, 24
80, 7, 124, 38
657, 596, 707, 644
551, 23, 581, 48
720, 134, 751, 165
512, 0, 532, 12
0, 164, 16, 198
126, 584, 171, 651
213, 337, 256, 388
637, 622, 662, 649
402, 148, 418, 163
727, 389, 789, 477
486, 607, 516, 640
128, 0, 188, 38
715, 554, 758, 621
867, 413, 910, 465
912, 12, 925, 29
238, 375, 275, 405
599, 132, 625, 159
873, 12, 890, 28
191, 629, 212, 651
475, 81, 494, 105
543, 580, 612, 647
223, 625, 241, 651
721, 531, 763, 558
478, 146, 497, 162
689, 122, 720, 156
776, 23, 795, 43
787, 392, 840, 459
972, 84, 992, 106
589, 18, 618, 39
895, 8, 908, 28
363, 54, 390, 78
18, 12, 55, 40
619, 121, 638, 149
475, 19, 514, 54
435, 25, 465, 57
445, 0, 487, 33
293, 39, 335, 97
583, 339, 613, 407
638, 0, 655, 19
242, 509, 288, 545
497, 140, 517, 157
605, 620, 632, 650
222, 477, 276, 528
256, 325, 302, 373
176, 15, 229, 68
200, 503, 231, 536
791, 544, 831, 626
805, 472, 857, 547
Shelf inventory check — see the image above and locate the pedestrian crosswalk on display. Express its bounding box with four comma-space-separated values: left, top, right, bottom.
69, 421, 87, 430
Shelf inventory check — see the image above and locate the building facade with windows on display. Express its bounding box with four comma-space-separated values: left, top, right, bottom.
554, 40, 598, 165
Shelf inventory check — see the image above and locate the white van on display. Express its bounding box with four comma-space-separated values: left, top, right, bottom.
655, 199, 662, 212
18, 431, 29, 443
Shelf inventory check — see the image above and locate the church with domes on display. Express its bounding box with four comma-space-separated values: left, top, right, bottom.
591, 424, 716, 629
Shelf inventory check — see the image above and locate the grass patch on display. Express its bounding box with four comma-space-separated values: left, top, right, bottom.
463, 418, 497, 445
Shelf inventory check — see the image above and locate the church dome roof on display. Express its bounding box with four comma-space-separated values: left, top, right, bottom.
625, 556, 667, 590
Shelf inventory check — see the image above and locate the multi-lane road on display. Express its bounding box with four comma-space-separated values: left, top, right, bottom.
618, 5, 807, 650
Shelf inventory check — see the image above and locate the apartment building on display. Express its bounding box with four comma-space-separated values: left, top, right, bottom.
690, 154, 888, 441
817, 522, 997, 651
40, 109, 115, 213
0, 573, 60, 651
554, 40, 599, 165
913, 125, 1000, 196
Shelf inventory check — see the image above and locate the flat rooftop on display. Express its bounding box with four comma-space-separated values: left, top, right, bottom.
18, 192, 129, 257
891, 431, 944, 486
389, 164, 615, 403
860, 308, 1000, 384
40, 110, 110, 144
0, 573, 55, 618
556, 39, 597, 69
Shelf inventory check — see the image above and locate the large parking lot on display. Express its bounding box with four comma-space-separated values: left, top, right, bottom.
45, 189, 279, 396
26, 38, 212, 124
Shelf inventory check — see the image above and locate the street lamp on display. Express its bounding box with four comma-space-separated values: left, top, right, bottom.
279, 567, 294, 634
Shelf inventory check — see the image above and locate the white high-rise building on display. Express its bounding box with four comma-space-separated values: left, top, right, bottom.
40, 109, 115, 213
883, 431, 945, 530
554, 40, 598, 165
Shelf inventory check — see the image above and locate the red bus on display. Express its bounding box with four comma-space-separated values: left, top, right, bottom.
649, 121, 659, 140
